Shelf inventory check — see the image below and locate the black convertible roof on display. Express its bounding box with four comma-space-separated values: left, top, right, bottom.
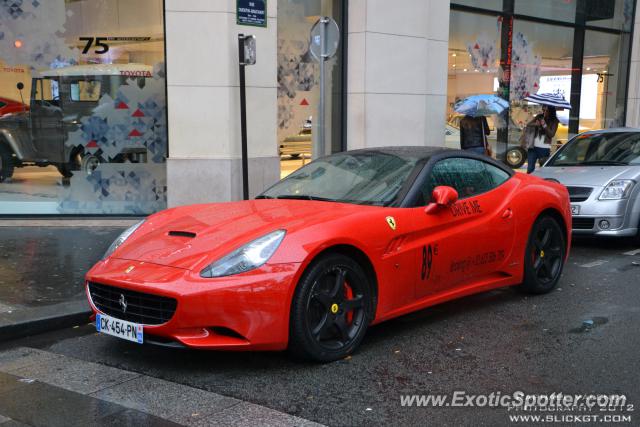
342, 145, 515, 178
347, 146, 456, 162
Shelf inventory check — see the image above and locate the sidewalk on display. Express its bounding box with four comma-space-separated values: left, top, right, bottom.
0, 221, 136, 341
0, 347, 322, 426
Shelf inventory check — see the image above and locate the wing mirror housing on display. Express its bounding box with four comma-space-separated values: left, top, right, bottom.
424, 186, 458, 214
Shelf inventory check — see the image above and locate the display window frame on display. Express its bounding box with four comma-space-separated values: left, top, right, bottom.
0, 0, 170, 218
450, 0, 636, 160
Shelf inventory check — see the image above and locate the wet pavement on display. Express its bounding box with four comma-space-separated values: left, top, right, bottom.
0, 226, 125, 307
0, 236, 638, 426
0, 224, 129, 340
0, 371, 181, 427
0, 347, 321, 426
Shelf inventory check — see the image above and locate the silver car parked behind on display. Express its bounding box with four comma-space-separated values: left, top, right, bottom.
534, 128, 640, 239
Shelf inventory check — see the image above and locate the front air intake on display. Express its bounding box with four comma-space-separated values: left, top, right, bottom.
88, 282, 177, 325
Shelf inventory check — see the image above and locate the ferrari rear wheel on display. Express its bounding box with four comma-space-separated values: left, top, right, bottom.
289, 253, 373, 362
520, 215, 566, 294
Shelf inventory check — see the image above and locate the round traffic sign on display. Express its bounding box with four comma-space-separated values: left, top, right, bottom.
309, 17, 340, 61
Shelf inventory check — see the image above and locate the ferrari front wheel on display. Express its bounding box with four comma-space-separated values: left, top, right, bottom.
520, 215, 566, 294
289, 253, 373, 362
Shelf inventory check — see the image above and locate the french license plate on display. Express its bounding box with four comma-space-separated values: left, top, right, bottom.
571, 205, 580, 215
96, 313, 143, 344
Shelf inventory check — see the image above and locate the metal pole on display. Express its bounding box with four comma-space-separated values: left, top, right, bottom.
238, 34, 249, 200
568, 1, 586, 139
315, 17, 328, 159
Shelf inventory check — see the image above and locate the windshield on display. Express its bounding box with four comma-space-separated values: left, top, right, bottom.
548, 132, 640, 166
259, 152, 418, 206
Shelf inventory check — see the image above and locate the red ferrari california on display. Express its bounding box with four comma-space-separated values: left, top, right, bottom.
86, 147, 571, 362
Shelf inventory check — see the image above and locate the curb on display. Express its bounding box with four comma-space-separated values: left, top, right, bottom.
0, 310, 91, 342
0, 301, 92, 342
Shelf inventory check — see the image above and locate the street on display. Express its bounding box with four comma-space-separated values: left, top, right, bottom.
0, 237, 638, 426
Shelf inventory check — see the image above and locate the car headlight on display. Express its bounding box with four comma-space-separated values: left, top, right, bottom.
103, 220, 145, 259
599, 180, 635, 200
200, 230, 286, 278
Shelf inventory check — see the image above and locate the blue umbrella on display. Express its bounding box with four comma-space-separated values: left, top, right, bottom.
454, 94, 509, 117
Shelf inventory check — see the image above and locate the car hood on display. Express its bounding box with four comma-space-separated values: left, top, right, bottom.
534, 165, 640, 186
112, 200, 372, 271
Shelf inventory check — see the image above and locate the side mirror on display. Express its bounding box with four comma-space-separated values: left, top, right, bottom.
16, 82, 27, 113
424, 186, 458, 214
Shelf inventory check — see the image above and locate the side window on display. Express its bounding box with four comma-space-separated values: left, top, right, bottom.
419, 158, 510, 204
32, 78, 59, 103
42, 78, 59, 101
70, 80, 102, 101
484, 162, 510, 187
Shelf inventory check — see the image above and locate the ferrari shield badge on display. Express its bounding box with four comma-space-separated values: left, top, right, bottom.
386, 216, 397, 230
125, 265, 135, 274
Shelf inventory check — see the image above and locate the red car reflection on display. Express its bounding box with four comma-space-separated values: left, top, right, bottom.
0, 97, 28, 116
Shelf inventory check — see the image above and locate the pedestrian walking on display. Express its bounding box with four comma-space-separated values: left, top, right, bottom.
521, 105, 559, 173
454, 95, 506, 157
521, 92, 570, 173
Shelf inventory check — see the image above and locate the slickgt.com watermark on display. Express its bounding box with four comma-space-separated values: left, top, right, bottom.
400, 391, 634, 423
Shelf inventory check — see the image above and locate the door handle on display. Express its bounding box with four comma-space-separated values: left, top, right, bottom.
502, 208, 513, 219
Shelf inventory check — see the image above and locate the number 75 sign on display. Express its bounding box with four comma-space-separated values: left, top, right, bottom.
80, 37, 109, 54
79, 36, 152, 55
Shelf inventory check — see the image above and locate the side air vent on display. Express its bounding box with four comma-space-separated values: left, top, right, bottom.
168, 231, 197, 238
383, 236, 406, 256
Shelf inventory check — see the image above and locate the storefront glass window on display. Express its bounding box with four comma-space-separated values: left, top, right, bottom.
277, 0, 344, 179
0, 0, 166, 215
449, 0, 635, 168
447, 11, 502, 152
585, 0, 635, 31
582, 30, 628, 129
451, 0, 503, 12
514, 0, 577, 23
510, 20, 574, 144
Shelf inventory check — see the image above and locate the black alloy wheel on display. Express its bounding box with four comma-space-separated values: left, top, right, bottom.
520, 215, 566, 294
289, 253, 373, 362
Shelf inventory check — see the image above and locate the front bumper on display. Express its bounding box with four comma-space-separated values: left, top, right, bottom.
572, 219, 638, 236
570, 197, 638, 236
86, 258, 301, 351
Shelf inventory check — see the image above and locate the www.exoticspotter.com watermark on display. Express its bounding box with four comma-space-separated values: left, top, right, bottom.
400, 391, 633, 412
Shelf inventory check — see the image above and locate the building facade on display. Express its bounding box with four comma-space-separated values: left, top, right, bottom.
0, 0, 636, 215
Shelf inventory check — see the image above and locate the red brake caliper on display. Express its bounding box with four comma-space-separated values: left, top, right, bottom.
344, 282, 354, 324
